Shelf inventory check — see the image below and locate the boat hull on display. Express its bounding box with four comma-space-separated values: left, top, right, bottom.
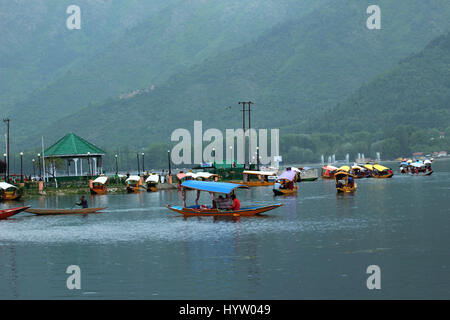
2, 191, 22, 201
0, 206, 30, 220
167, 204, 283, 217
25, 207, 107, 215
90, 187, 107, 195
273, 187, 298, 196
372, 173, 393, 179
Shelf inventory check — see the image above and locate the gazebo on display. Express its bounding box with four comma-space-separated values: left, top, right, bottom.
43, 133, 105, 177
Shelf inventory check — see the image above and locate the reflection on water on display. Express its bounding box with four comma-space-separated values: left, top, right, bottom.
0, 161, 450, 299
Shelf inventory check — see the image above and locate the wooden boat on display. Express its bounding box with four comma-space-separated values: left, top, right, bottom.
0, 206, 30, 220
167, 180, 283, 217
297, 167, 318, 182
335, 171, 357, 193
372, 164, 394, 179
321, 165, 338, 179
90, 176, 108, 195
25, 207, 107, 216
239, 170, 277, 187
0, 182, 22, 201
273, 169, 298, 196
145, 174, 159, 192
126, 175, 141, 193
167, 204, 283, 217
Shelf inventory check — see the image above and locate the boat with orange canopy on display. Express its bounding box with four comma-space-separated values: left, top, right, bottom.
167, 180, 283, 217
320, 165, 338, 179
90, 176, 108, 195
239, 170, 277, 186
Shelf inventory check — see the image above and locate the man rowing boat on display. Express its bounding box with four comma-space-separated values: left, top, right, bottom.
75, 196, 88, 208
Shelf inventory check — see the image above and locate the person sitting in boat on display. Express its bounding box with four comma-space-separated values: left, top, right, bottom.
274, 180, 281, 190
348, 175, 354, 187
230, 194, 240, 211
75, 196, 88, 208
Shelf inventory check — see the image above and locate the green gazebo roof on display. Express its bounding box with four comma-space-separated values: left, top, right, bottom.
44, 133, 105, 157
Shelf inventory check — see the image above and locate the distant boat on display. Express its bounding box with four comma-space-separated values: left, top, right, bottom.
0, 182, 22, 201
372, 164, 394, 179
25, 207, 107, 215
239, 170, 278, 186
321, 165, 338, 179
0, 206, 30, 220
90, 176, 108, 195
145, 174, 159, 192
297, 167, 318, 181
273, 169, 298, 196
335, 171, 357, 193
125, 175, 141, 193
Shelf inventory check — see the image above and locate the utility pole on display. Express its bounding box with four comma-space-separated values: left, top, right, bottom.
136, 153, 140, 176
238, 102, 247, 168
3, 118, 10, 182
247, 101, 253, 168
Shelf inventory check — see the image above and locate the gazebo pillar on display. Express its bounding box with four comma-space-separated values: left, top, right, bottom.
74, 158, 78, 176
93, 158, 97, 175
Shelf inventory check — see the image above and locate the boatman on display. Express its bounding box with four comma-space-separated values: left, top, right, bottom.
75, 196, 88, 208
231, 194, 240, 211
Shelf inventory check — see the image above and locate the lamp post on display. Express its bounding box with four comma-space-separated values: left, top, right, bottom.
212, 147, 216, 174
115, 154, 118, 175
3, 118, 10, 182
20, 152, 23, 182
142, 152, 145, 174
3, 153, 6, 181
167, 150, 171, 175
37, 153, 41, 179
32, 159, 36, 179
256, 147, 260, 171
136, 153, 140, 176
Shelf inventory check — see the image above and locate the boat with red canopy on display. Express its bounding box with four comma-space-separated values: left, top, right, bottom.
0, 206, 30, 220
167, 180, 283, 217
321, 165, 338, 179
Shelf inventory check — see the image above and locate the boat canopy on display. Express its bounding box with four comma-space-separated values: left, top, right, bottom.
0, 182, 17, 190
337, 165, 350, 172
411, 162, 424, 168
334, 171, 353, 180
322, 165, 338, 171
93, 176, 108, 185
195, 172, 218, 179
125, 175, 141, 182
181, 180, 248, 194
146, 175, 159, 183
176, 173, 188, 180
243, 170, 277, 176
352, 165, 364, 170
363, 164, 374, 170
373, 164, 390, 171
277, 170, 297, 181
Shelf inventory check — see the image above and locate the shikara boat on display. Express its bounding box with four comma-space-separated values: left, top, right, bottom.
273, 169, 298, 196
321, 165, 338, 179
145, 174, 159, 192
240, 170, 277, 186
167, 180, 282, 217
296, 167, 318, 181
335, 171, 357, 193
0, 206, 30, 220
0, 182, 22, 201
372, 164, 394, 179
126, 175, 141, 193
90, 176, 108, 195
25, 207, 107, 215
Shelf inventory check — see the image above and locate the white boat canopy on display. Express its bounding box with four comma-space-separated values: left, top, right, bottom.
93, 176, 108, 185
146, 175, 159, 183
194, 172, 218, 179
0, 182, 17, 190
126, 175, 141, 182
243, 170, 278, 176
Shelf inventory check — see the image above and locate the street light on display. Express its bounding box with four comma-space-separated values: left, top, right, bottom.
115, 154, 118, 175
32, 159, 36, 179
3, 153, 6, 181
167, 150, 171, 176
136, 153, 140, 176
20, 152, 23, 182
87, 152, 91, 176
256, 147, 260, 171
37, 153, 41, 179
142, 152, 145, 174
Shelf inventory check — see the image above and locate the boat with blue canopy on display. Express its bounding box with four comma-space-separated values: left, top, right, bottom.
167, 180, 283, 217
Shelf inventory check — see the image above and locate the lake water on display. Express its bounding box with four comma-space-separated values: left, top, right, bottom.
1, 160, 449, 299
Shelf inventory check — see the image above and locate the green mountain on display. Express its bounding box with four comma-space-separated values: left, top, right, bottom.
8, 0, 325, 138
0, 0, 170, 109
32, 0, 450, 150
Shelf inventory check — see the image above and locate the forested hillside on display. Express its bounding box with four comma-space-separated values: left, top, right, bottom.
32, 0, 450, 150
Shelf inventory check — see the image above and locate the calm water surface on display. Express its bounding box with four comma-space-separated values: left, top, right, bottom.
1, 161, 449, 299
